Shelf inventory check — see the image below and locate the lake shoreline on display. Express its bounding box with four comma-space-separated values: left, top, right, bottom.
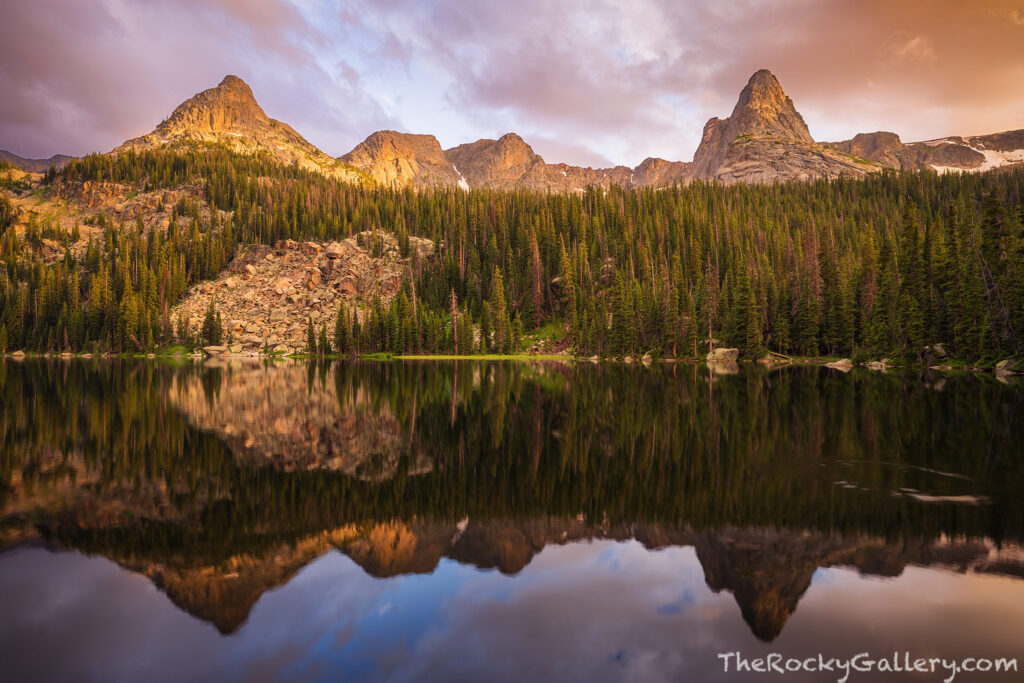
1, 349, 1018, 376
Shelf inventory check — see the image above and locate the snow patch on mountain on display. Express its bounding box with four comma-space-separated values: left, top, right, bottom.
453, 165, 470, 191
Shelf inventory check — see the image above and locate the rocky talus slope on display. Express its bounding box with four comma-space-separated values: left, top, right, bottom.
168, 362, 433, 478
172, 231, 433, 352
115, 75, 363, 182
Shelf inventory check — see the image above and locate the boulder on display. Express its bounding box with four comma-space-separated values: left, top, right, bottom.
325, 242, 344, 258
706, 347, 739, 363
244, 264, 257, 276
826, 358, 853, 372
995, 359, 1019, 375
923, 344, 948, 366
865, 359, 889, 371
202, 345, 229, 356
337, 277, 359, 296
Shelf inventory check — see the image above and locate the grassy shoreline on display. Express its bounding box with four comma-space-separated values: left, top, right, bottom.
0, 349, 1015, 374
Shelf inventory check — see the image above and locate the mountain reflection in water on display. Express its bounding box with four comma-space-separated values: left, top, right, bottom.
1, 359, 1023, 681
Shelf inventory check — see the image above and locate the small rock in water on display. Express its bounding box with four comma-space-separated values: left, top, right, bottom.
826, 358, 853, 372
995, 359, 1019, 375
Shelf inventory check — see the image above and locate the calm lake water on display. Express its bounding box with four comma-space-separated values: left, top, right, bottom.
1, 359, 1023, 682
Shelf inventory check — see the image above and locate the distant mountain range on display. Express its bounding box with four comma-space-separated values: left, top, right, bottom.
0, 149, 75, 173
4, 70, 1023, 187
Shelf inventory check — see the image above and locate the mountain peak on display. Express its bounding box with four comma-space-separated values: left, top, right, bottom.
730, 69, 812, 142
340, 130, 461, 188
746, 68, 781, 90
218, 74, 248, 88
498, 132, 527, 145
163, 75, 265, 129
688, 68, 823, 181
114, 75, 363, 183
690, 68, 877, 183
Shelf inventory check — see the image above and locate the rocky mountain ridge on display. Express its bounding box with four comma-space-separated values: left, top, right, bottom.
0, 150, 75, 173
5, 71, 1023, 185
828, 129, 1024, 173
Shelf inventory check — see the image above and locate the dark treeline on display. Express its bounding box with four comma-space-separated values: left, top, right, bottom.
3, 359, 1023, 568
2, 145, 1022, 360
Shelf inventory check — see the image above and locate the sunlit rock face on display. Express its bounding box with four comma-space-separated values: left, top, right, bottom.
115, 75, 364, 182
169, 363, 433, 478
340, 130, 464, 188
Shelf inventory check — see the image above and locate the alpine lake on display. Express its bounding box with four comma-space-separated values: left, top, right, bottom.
1, 358, 1023, 682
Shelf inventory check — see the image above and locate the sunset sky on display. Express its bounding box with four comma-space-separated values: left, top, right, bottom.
2, 0, 1023, 167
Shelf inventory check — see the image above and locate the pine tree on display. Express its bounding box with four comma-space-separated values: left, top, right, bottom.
490, 266, 509, 354
201, 300, 220, 347
306, 317, 317, 355
458, 310, 475, 355
527, 231, 543, 330
479, 301, 491, 353
334, 302, 350, 355
318, 323, 330, 355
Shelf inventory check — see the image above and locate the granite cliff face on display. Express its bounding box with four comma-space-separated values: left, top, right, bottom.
690, 69, 881, 183
445, 133, 550, 189
340, 130, 466, 188
115, 75, 362, 182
